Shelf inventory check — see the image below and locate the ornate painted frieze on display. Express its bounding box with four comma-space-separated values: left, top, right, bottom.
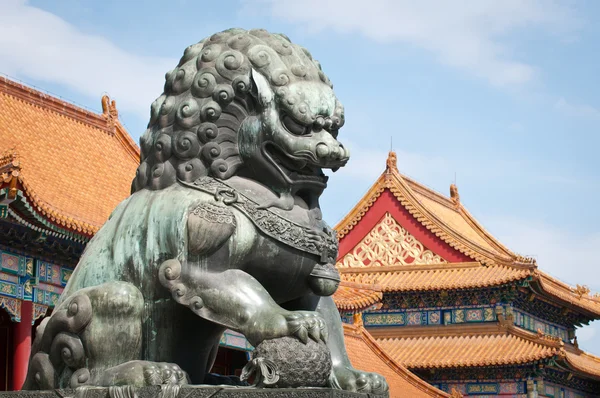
420, 365, 538, 385
0, 249, 72, 311
0, 250, 31, 276
514, 291, 584, 328
37, 260, 72, 286
513, 308, 569, 343
338, 212, 444, 268
34, 260, 70, 307
381, 286, 516, 311
0, 295, 20, 321
434, 381, 526, 396
545, 369, 600, 396
0, 250, 34, 302
362, 305, 497, 327
33, 303, 48, 324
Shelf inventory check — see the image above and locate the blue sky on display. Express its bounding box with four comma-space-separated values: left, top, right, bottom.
2, 0, 600, 354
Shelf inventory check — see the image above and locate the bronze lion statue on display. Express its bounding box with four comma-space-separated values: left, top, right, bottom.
23, 28, 388, 395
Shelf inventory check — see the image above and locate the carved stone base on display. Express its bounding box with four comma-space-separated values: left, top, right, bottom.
0, 386, 388, 398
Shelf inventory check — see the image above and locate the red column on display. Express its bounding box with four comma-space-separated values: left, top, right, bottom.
12, 300, 32, 390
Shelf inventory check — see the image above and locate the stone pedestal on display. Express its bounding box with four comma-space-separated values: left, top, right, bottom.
0, 386, 388, 398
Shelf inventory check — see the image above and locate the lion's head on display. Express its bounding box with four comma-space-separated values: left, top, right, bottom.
132, 28, 348, 207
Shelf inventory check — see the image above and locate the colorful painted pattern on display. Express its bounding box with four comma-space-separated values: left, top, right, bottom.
36, 282, 64, 294
514, 308, 569, 342
364, 312, 406, 326
544, 381, 597, 398
436, 381, 526, 397
32, 303, 48, 324
37, 260, 72, 287
0, 280, 18, 297
0, 272, 18, 283
0, 251, 27, 275
363, 306, 498, 327
0, 295, 20, 322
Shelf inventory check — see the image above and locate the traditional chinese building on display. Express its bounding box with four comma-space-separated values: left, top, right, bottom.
0, 77, 452, 397
335, 151, 600, 397
0, 76, 139, 390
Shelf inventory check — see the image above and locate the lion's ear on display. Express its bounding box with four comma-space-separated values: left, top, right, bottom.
250, 68, 274, 108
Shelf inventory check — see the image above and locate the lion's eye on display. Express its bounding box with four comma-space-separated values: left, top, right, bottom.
282, 115, 311, 136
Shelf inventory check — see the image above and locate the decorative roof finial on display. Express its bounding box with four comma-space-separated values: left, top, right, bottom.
450, 183, 460, 205
101, 95, 119, 130
386, 151, 398, 173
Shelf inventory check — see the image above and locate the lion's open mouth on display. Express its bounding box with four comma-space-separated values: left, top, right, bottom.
265, 143, 329, 185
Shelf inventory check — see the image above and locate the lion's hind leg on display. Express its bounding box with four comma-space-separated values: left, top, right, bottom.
23, 281, 188, 390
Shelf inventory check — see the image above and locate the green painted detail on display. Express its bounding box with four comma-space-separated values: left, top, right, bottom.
11, 189, 89, 242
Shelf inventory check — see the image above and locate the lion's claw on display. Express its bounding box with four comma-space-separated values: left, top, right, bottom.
284, 311, 327, 344
330, 366, 389, 393
92, 360, 189, 387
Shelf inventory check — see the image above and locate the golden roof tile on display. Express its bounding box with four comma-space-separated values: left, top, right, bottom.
0, 77, 139, 237
333, 282, 383, 312
343, 323, 449, 397
376, 326, 561, 369
339, 263, 532, 292
563, 351, 600, 380
533, 271, 600, 318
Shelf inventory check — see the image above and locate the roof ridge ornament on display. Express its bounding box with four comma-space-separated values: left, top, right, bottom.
573, 284, 591, 299
385, 151, 398, 173
450, 183, 460, 206
101, 94, 119, 131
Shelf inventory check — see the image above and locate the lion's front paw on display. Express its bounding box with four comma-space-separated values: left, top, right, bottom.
248, 310, 328, 346
283, 311, 328, 344
330, 366, 388, 394
142, 362, 188, 385
93, 360, 189, 387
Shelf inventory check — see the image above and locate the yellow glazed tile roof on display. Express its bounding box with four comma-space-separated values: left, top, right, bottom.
376, 327, 561, 369
374, 323, 600, 383
343, 323, 450, 397
0, 77, 139, 236
534, 271, 600, 318
339, 263, 532, 292
564, 351, 600, 380
333, 282, 383, 312
334, 152, 600, 318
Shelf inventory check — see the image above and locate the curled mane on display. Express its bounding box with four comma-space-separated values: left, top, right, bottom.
132, 28, 334, 193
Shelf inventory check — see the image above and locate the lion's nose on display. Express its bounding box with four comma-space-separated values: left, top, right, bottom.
316, 143, 330, 159
316, 143, 348, 161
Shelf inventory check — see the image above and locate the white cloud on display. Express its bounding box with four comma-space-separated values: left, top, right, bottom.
0, 0, 176, 118
554, 97, 600, 119
249, 0, 578, 87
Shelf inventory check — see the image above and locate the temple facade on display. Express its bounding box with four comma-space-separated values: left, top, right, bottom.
0, 76, 139, 390
335, 152, 600, 397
